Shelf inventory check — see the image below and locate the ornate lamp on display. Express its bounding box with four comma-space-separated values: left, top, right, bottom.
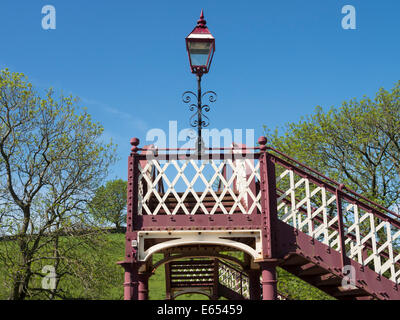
183, 10, 217, 154
186, 10, 215, 75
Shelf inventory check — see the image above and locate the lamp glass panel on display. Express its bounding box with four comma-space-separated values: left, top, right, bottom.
188, 41, 211, 66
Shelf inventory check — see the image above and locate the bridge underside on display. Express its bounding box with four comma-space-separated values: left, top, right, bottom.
120, 220, 399, 300
120, 230, 274, 300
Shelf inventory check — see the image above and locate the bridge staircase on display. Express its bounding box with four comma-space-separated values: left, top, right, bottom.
165, 258, 290, 300
118, 138, 400, 300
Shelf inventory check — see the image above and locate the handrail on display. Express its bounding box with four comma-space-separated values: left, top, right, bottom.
136, 146, 261, 152
269, 150, 400, 225
276, 188, 400, 270
267, 147, 400, 220
272, 150, 400, 282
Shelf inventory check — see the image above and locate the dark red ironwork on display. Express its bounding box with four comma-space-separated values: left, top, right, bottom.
138, 273, 151, 300
335, 185, 348, 269
260, 260, 279, 300
118, 136, 400, 300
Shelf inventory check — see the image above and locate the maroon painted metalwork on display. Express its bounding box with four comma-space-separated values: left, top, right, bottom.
119, 135, 400, 300
118, 262, 138, 300
270, 151, 400, 246
260, 260, 278, 300
117, 138, 143, 300
268, 146, 400, 219
162, 258, 289, 300
276, 220, 400, 300
335, 185, 348, 269
212, 258, 219, 300
258, 137, 278, 260
138, 273, 151, 300
164, 254, 172, 300
276, 187, 400, 273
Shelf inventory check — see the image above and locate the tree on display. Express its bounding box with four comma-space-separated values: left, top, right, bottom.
264, 81, 400, 210
0, 69, 117, 300
89, 179, 127, 230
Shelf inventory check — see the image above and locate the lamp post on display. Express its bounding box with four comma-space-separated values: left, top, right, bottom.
183, 10, 217, 154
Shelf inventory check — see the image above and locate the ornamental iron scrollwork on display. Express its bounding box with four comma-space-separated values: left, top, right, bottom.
182, 90, 217, 130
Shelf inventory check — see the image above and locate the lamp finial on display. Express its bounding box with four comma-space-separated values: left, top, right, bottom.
197, 9, 206, 28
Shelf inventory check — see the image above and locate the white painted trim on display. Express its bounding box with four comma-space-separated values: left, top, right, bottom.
137, 230, 262, 262
187, 34, 214, 39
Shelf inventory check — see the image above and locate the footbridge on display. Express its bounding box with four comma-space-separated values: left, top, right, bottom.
118, 136, 400, 300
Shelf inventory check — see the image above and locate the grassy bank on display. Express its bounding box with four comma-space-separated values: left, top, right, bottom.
0, 232, 332, 300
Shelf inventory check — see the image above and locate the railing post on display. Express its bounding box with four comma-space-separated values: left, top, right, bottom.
258, 137, 278, 259
164, 255, 172, 300
129, 137, 141, 232
125, 138, 140, 264
258, 137, 279, 300
335, 184, 348, 269
118, 138, 141, 300
212, 259, 219, 300
240, 271, 243, 297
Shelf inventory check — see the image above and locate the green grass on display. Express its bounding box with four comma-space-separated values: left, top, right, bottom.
0, 232, 332, 300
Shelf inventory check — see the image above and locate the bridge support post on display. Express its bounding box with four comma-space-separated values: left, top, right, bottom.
119, 262, 139, 300
248, 269, 261, 300
212, 259, 219, 300
138, 272, 151, 300
260, 260, 278, 300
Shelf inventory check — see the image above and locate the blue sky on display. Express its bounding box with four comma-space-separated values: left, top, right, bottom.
1, 1, 400, 180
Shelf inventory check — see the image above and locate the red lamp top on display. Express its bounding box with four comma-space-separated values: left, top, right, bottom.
185, 10, 215, 75
188, 9, 213, 36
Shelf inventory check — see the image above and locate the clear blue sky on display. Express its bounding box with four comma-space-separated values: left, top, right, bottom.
1, 1, 400, 180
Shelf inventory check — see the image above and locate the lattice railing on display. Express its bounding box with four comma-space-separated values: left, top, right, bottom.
131, 142, 400, 286
271, 151, 400, 284
137, 156, 261, 216
276, 167, 340, 250
218, 260, 290, 300
218, 260, 250, 298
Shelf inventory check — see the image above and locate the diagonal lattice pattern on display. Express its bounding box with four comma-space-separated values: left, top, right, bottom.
218, 260, 250, 298
137, 158, 261, 216
274, 162, 400, 284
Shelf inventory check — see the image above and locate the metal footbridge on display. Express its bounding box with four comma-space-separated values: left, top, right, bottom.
118, 137, 400, 300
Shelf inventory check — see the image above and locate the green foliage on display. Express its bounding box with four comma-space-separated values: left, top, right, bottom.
0, 232, 125, 300
277, 267, 333, 300
0, 68, 117, 299
264, 81, 400, 209
89, 179, 127, 229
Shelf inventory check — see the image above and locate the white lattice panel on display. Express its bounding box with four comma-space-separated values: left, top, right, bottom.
342, 202, 400, 283
219, 262, 249, 298
275, 165, 400, 284
137, 158, 261, 216
276, 168, 340, 250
